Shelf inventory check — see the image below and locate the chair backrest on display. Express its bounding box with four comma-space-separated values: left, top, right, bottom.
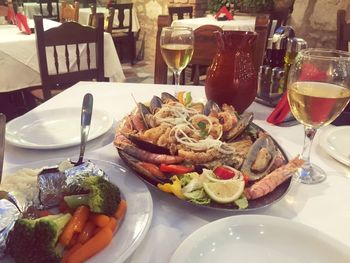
38, 0, 59, 21
34, 14, 104, 100
254, 14, 270, 71
109, 3, 132, 33
168, 6, 193, 22
191, 25, 222, 66
154, 15, 171, 84
60, 0, 79, 23
88, 3, 96, 27
89, 7, 114, 34
337, 9, 350, 51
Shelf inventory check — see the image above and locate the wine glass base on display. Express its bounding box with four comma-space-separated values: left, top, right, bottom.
295, 163, 326, 184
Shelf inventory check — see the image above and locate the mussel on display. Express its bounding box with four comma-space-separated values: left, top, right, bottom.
203, 100, 221, 116
150, 96, 163, 114
138, 102, 153, 129
225, 112, 254, 142
161, 92, 178, 103
241, 135, 277, 181
127, 134, 171, 155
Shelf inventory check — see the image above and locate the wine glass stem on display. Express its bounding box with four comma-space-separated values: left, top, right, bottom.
301, 126, 317, 171
174, 71, 181, 95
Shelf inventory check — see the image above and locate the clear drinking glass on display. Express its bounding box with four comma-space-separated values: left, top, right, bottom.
287, 48, 350, 184
160, 26, 194, 94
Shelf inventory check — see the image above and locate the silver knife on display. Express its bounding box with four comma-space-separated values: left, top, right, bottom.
0, 113, 6, 183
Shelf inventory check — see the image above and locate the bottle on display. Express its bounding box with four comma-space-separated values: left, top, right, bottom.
282, 37, 308, 92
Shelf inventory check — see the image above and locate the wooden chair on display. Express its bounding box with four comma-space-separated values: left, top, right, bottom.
254, 14, 270, 71
337, 9, 350, 51
34, 14, 105, 100
88, 6, 115, 34
38, 0, 59, 21
60, 0, 79, 23
154, 15, 171, 84
109, 3, 135, 65
189, 25, 223, 85
87, 3, 96, 27
168, 6, 193, 22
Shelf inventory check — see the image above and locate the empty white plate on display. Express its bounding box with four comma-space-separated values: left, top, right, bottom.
319, 126, 350, 166
170, 215, 350, 263
6, 107, 113, 149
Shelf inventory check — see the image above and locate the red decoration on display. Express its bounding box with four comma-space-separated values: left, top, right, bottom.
16, 13, 31, 35
7, 6, 16, 24
214, 6, 233, 20
266, 92, 291, 125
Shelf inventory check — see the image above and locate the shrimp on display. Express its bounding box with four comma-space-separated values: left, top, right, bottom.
244, 157, 304, 200
118, 144, 184, 164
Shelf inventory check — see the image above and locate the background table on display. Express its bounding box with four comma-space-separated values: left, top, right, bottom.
3, 82, 350, 262
79, 7, 140, 33
0, 20, 125, 93
172, 14, 256, 31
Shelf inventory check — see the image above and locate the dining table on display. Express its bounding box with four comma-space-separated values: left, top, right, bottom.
171, 14, 256, 31
0, 19, 125, 93
2, 81, 350, 262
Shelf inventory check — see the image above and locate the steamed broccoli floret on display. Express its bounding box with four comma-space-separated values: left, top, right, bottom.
64, 176, 121, 216
6, 213, 71, 263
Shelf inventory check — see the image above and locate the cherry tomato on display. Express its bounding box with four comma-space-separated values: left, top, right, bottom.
213, 166, 236, 180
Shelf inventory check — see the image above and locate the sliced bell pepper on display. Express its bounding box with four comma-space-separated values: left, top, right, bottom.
159, 164, 195, 175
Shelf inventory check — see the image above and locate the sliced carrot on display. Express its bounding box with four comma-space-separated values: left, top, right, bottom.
113, 200, 127, 220
67, 227, 113, 263
90, 214, 110, 227
60, 243, 82, 263
77, 221, 96, 244
67, 233, 79, 248
106, 217, 118, 232
59, 205, 90, 246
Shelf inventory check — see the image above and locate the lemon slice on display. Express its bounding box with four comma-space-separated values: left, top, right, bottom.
203, 180, 244, 204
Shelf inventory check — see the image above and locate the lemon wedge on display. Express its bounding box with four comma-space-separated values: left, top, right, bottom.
203, 180, 244, 204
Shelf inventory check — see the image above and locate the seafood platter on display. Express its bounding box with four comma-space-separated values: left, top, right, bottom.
115, 92, 303, 211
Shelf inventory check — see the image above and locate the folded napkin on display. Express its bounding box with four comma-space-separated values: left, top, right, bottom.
267, 63, 328, 126
266, 92, 292, 125
214, 6, 233, 20
16, 13, 31, 35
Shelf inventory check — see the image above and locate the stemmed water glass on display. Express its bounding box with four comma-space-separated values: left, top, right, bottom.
160, 26, 194, 95
287, 48, 350, 184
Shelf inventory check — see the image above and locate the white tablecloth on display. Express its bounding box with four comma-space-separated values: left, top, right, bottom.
3, 81, 350, 262
172, 14, 256, 31
79, 7, 140, 33
0, 20, 125, 93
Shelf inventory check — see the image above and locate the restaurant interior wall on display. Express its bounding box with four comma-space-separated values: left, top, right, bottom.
290, 0, 350, 49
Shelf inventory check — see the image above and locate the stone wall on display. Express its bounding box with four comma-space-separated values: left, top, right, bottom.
290, 0, 350, 49
133, 0, 208, 65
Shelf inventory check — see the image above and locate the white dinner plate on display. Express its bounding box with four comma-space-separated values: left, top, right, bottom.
2, 158, 153, 263
319, 126, 350, 166
6, 107, 113, 149
170, 215, 350, 263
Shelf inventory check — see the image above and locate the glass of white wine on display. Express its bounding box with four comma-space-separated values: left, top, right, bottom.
287, 48, 350, 184
160, 26, 194, 94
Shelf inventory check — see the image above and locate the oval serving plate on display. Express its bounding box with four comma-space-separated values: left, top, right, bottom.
2, 158, 153, 263
116, 95, 292, 212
